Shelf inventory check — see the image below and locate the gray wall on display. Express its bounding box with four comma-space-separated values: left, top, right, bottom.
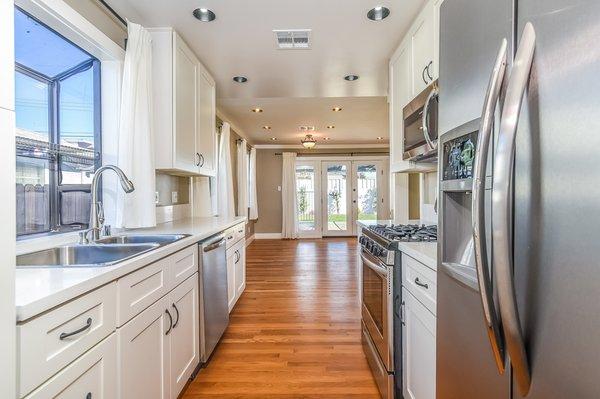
254, 147, 389, 234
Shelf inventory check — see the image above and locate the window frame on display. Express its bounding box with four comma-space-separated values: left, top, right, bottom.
15, 41, 102, 237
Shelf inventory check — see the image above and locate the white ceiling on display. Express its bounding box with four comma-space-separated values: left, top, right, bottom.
108, 0, 425, 144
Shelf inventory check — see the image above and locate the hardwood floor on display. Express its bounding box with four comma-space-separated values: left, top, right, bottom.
182, 238, 380, 399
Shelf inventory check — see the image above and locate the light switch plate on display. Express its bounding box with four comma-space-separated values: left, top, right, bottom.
277, 185, 281, 192
171, 191, 178, 204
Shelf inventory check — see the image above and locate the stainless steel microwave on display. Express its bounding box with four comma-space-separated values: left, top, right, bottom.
402, 81, 439, 161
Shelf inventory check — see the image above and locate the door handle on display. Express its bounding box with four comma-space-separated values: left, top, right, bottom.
59, 318, 92, 340
421, 65, 429, 85
199, 153, 205, 167
426, 61, 433, 81
492, 22, 536, 397
400, 300, 406, 326
472, 37, 508, 374
172, 303, 180, 329
195, 152, 201, 166
421, 86, 439, 151
165, 309, 173, 335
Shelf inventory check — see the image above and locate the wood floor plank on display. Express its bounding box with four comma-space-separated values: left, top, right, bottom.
182, 238, 380, 398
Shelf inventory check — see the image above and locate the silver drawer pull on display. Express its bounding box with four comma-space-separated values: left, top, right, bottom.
414, 277, 429, 289
59, 318, 92, 340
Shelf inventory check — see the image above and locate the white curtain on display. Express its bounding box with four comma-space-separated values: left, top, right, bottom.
236, 139, 249, 218
281, 152, 298, 239
216, 122, 235, 219
115, 22, 155, 228
248, 147, 258, 220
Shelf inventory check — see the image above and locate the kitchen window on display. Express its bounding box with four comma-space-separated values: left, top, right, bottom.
14, 7, 101, 237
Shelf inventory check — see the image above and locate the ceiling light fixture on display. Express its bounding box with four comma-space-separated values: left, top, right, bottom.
270, 137, 277, 141
367, 6, 390, 21
251, 108, 263, 113
301, 134, 317, 149
233, 76, 248, 83
324, 137, 331, 141
377, 136, 384, 140
192, 8, 216, 22
326, 125, 335, 129
262, 125, 271, 130
332, 107, 342, 112
344, 74, 359, 81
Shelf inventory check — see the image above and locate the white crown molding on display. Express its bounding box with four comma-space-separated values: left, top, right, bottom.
253, 143, 390, 149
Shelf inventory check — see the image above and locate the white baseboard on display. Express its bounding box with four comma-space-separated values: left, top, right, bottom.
255, 233, 282, 239
245, 234, 255, 246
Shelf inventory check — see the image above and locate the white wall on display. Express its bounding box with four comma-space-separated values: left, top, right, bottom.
0, 0, 16, 397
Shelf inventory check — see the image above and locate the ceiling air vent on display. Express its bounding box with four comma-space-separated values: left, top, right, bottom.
273, 29, 312, 49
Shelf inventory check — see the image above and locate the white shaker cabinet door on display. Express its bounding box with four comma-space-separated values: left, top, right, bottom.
196, 65, 217, 177
169, 274, 200, 398
402, 288, 436, 399
234, 242, 246, 299
226, 247, 237, 312
173, 34, 198, 174
118, 296, 171, 399
411, 1, 435, 94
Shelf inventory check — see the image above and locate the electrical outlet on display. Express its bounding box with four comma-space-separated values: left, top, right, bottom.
155, 191, 159, 204
171, 191, 178, 204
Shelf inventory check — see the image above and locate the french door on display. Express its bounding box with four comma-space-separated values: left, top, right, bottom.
322, 161, 353, 236
296, 159, 386, 237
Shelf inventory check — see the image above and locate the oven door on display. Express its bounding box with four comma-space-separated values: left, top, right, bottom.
361, 250, 393, 371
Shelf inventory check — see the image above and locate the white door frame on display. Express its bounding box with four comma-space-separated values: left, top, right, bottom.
296, 160, 322, 238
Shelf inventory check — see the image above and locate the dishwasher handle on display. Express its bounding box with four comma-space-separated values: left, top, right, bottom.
203, 236, 226, 252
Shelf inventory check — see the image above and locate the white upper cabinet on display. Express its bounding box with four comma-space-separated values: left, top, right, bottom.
388, 0, 442, 173
150, 28, 217, 177
196, 65, 217, 176
411, 1, 435, 94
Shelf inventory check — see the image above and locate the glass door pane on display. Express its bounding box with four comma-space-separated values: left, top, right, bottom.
322, 161, 352, 236
296, 161, 321, 237
356, 164, 379, 222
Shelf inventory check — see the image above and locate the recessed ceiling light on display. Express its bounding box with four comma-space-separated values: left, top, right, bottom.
377, 136, 384, 140
270, 137, 277, 141
367, 6, 390, 21
344, 74, 359, 81
332, 107, 342, 112
326, 125, 335, 129
233, 76, 248, 83
262, 125, 271, 130
192, 8, 216, 22
324, 137, 331, 141
251, 108, 263, 113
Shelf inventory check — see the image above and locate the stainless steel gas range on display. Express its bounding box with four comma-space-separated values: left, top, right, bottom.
359, 223, 437, 399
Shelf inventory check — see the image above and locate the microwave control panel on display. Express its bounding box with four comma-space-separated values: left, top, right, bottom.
442, 130, 478, 180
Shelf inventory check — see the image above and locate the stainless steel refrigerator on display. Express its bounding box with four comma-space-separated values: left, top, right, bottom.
437, 0, 600, 398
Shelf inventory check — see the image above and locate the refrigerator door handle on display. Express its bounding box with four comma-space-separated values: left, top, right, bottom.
492, 22, 536, 397
472, 37, 508, 375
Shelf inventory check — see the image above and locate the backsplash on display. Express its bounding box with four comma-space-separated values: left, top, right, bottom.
155, 172, 190, 207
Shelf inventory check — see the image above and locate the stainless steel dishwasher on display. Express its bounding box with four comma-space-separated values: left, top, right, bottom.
195, 234, 229, 369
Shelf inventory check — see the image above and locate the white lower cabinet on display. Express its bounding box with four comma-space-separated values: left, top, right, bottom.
168, 274, 199, 398
118, 273, 199, 399
24, 334, 117, 399
226, 238, 246, 312
118, 295, 171, 399
402, 287, 436, 399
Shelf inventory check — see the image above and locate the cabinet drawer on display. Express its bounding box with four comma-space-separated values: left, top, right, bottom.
24, 334, 117, 399
169, 245, 198, 289
18, 283, 117, 397
402, 253, 437, 315
117, 257, 169, 326
233, 222, 246, 243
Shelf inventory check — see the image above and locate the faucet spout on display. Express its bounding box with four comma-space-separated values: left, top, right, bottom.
89, 165, 135, 242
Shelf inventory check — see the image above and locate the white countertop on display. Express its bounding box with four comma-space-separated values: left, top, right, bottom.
357, 220, 438, 270
15, 216, 246, 322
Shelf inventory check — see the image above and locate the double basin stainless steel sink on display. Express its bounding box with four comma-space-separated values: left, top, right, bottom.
17, 234, 190, 268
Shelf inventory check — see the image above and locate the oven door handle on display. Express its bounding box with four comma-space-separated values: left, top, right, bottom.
361, 253, 388, 277
472, 37, 508, 375
421, 85, 439, 151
